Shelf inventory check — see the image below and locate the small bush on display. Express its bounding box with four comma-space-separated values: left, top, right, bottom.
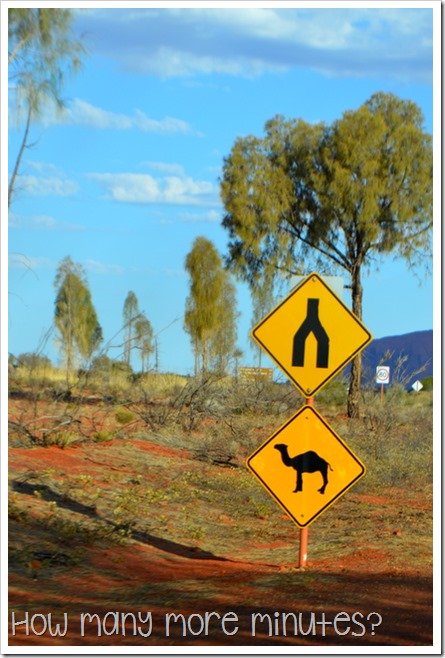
422, 376, 433, 391
93, 430, 113, 442
42, 431, 82, 448
115, 408, 135, 424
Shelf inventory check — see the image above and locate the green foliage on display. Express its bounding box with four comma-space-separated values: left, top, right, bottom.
352, 394, 433, 489
8, 8, 84, 206
221, 92, 432, 285
122, 291, 139, 366
93, 430, 114, 442
90, 354, 115, 376
41, 430, 82, 448
184, 237, 238, 374
221, 92, 432, 417
421, 376, 433, 391
122, 291, 154, 371
9, 352, 56, 392
111, 360, 133, 375
316, 376, 348, 408
211, 275, 238, 374
54, 256, 102, 380
134, 313, 154, 372
251, 271, 276, 367
115, 408, 135, 425
15, 352, 52, 370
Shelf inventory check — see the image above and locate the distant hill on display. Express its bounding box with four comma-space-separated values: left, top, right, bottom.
359, 330, 433, 389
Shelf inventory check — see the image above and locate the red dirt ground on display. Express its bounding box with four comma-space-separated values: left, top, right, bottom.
8, 410, 435, 649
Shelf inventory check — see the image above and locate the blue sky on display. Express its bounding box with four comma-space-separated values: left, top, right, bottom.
5, 3, 439, 376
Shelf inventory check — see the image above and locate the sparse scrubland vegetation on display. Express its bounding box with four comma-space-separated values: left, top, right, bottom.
9, 360, 433, 552
8, 361, 433, 645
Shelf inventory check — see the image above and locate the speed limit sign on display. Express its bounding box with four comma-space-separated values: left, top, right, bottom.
376, 366, 390, 385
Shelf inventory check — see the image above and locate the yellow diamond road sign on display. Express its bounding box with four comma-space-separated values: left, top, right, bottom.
251, 272, 372, 397
247, 405, 366, 528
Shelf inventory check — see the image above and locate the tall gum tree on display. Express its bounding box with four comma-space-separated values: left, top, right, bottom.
8, 8, 84, 206
54, 257, 102, 383
184, 236, 238, 375
134, 313, 154, 372
211, 273, 238, 374
221, 92, 432, 417
122, 291, 140, 367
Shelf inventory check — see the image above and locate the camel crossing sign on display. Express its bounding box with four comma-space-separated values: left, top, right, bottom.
251, 272, 372, 397
247, 405, 366, 528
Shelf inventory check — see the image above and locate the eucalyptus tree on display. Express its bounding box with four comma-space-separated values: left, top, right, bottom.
211, 273, 238, 374
184, 236, 238, 375
8, 8, 84, 206
251, 270, 276, 369
122, 291, 140, 367
54, 257, 102, 382
221, 92, 432, 417
134, 313, 154, 372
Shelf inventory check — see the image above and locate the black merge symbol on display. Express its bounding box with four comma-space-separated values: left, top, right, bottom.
292, 298, 329, 368
274, 445, 333, 495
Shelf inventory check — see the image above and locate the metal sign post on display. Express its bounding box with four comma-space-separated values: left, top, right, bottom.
376, 366, 390, 403
299, 395, 313, 569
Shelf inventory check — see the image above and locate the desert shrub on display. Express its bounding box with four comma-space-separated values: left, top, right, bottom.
93, 430, 114, 442
316, 376, 348, 408
15, 352, 52, 370
41, 431, 83, 448
342, 392, 433, 490
421, 376, 433, 391
115, 408, 135, 424
9, 354, 62, 392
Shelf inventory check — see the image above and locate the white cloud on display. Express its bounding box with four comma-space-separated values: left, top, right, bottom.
178, 209, 221, 224
132, 109, 193, 135
131, 46, 283, 78
56, 98, 195, 134
89, 172, 217, 206
142, 162, 186, 176
9, 212, 84, 232
16, 175, 79, 197
9, 254, 53, 271
84, 259, 124, 275
194, 8, 294, 40
74, 7, 433, 84
10, 161, 79, 199
66, 99, 132, 130
25, 161, 65, 176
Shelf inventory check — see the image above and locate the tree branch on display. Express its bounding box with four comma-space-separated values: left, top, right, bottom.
278, 220, 350, 272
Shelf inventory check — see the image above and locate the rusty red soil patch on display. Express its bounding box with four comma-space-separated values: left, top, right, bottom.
352, 493, 432, 511
87, 543, 275, 582
313, 548, 393, 572
8, 445, 102, 475
8, 437, 190, 478
129, 439, 191, 460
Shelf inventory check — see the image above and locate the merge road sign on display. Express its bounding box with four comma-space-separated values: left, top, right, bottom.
251, 272, 372, 397
247, 405, 366, 528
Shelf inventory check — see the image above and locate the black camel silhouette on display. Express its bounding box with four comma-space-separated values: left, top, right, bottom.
274, 444, 332, 494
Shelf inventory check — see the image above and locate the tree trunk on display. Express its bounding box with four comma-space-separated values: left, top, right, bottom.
202, 340, 209, 373
194, 349, 199, 377
8, 102, 32, 207
347, 265, 363, 418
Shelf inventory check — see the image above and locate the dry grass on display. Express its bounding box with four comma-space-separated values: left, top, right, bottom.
8, 372, 433, 563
